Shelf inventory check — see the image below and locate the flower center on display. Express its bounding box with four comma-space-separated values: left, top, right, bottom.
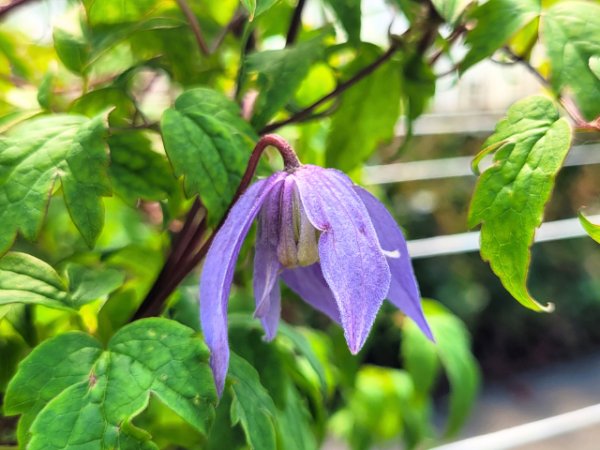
276, 184, 319, 269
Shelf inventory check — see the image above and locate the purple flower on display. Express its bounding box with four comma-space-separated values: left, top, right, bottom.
200, 140, 433, 395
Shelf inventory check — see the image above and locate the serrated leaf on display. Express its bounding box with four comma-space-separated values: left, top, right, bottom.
460, 0, 540, 74
228, 352, 277, 450
53, 27, 91, 75
161, 88, 257, 225
468, 95, 571, 310
542, 2, 600, 120
431, 0, 471, 24
0, 112, 112, 255
248, 37, 325, 130
402, 300, 480, 437
107, 131, 178, 206
4, 318, 218, 448
324, 0, 361, 44
326, 44, 401, 172
37, 67, 54, 110
0, 252, 124, 311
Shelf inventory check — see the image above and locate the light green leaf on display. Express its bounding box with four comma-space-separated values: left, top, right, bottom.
71, 88, 136, 126
0, 112, 112, 255
4, 318, 218, 448
402, 300, 480, 437
0, 252, 124, 311
324, 0, 361, 44
228, 352, 277, 450
543, 2, 600, 120
431, 0, 472, 24
468, 95, 571, 310
248, 37, 325, 130
53, 27, 91, 75
460, 0, 540, 74
107, 131, 178, 206
256, 0, 280, 18
161, 88, 257, 225
326, 44, 401, 172
37, 67, 54, 110
591, 56, 600, 82
241, 0, 257, 20
82, 0, 178, 27
579, 211, 600, 243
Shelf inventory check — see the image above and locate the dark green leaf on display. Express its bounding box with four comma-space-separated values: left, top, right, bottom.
53, 27, 91, 75
161, 88, 257, 225
402, 300, 480, 437
248, 37, 325, 130
228, 352, 277, 450
0, 112, 112, 255
542, 2, 600, 120
0, 331, 25, 393
324, 0, 361, 45
107, 131, 178, 206
460, 0, 540, 74
326, 44, 401, 172
4, 318, 218, 448
37, 67, 54, 110
276, 381, 317, 450
468, 95, 571, 310
0, 252, 124, 311
401, 52, 436, 140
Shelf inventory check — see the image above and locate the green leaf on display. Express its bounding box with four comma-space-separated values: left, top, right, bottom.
248, 37, 325, 130
401, 52, 436, 142
0, 252, 124, 311
107, 131, 178, 206
276, 381, 317, 450
82, 0, 178, 27
161, 88, 257, 225
228, 352, 277, 450
0, 112, 112, 255
0, 330, 26, 394
326, 44, 401, 172
590, 56, 600, 82
53, 27, 91, 75
71, 88, 136, 126
324, 0, 361, 45
460, 0, 540, 74
468, 95, 571, 310
241, 0, 257, 20
431, 0, 471, 24
256, 0, 279, 18
402, 300, 480, 437
542, 2, 600, 120
579, 211, 600, 244
4, 318, 218, 448
37, 67, 54, 110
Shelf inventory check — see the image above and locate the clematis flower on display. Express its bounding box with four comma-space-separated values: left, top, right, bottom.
200, 135, 433, 395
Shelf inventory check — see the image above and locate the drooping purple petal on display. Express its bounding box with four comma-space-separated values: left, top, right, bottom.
354, 187, 434, 342
281, 263, 341, 324
261, 280, 281, 341
253, 182, 283, 318
295, 166, 391, 354
200, 172, 287, 396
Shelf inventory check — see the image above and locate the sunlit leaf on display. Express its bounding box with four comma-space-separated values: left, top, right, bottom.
37, 67, 54, 110
402, 300, 480, 437
248, 37, 325, 130
542, 2, 600, 120
82, 0, 178, 27
460, 0, 540, 73
324, 0, 361, 44
53, 27, 91, 75
4, 318, 218, 448
591, 56, 600, 82
468, 95, 571, 310
71, 88, 136, 126
326, 44, 401, 172
0, 252, 124, 311
0, 112, 112, 255
431, 0, 472, 24
161, 88, 257, 225
228, 352, 277, 450
579, 211, 600, 244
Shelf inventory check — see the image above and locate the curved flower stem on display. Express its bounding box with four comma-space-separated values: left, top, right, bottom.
132, 135, 301, 320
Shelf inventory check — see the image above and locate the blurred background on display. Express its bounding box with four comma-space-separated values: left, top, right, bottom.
3, 0, 600, 449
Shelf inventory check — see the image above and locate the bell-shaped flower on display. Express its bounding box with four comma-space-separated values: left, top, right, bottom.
200, 136, 433, 395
